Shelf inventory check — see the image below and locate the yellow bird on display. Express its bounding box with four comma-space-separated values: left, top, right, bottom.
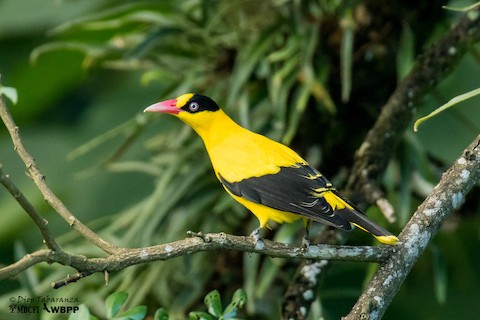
144, 93, 398, 245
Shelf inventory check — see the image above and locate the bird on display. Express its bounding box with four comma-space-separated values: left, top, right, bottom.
144, 93, 398, 245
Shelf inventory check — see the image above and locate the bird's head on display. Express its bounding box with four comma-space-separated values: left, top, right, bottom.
144, 93, 220, 133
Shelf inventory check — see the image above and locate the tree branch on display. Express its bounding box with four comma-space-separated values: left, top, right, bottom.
0, 249, 54, 278
344, 134, 480, 320
346, 5, 480, 208
0, 164, 61, 251
282, 7, 480, 319
0, 95, 119, 254
0, 232, 394, 287
0, 91, 398, 289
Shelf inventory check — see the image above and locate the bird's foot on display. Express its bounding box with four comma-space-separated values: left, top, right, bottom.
301, 235, 310, 251
187, 231, 211, 242
250, 228, 264, 249
301, 222, 311, 251
250, 227, 260, 242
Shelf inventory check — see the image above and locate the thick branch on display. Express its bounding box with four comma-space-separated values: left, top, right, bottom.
283, 8, 480, 319
344, 134, 480, 320
0, 95, 119, 254
0, 232, 394, 286
346, 6, 480, 205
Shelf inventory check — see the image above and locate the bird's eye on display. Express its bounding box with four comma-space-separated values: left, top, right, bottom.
189, 102, 200, 112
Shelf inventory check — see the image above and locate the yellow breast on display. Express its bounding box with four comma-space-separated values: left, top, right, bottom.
187, 109, 307, 227
197, 110, 306, 182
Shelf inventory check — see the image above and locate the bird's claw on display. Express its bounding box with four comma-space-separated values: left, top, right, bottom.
250, 228, 260, 243
249, 227, 266, 249
301, 235, 310, 251
301, 223, 311, 251
187, 231, 211, 242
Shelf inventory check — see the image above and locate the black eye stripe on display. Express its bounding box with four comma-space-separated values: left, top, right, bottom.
181, 94, 220, 113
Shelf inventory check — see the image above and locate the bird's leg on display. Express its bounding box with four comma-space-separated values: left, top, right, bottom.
250, 227, 261, 244
249, 226, 266, 249
187, 231, 211, 242
301, 220, 312, 250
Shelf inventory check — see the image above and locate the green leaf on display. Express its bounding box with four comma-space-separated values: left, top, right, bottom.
30, 42, 107, 67
222, 289, 247, 318
431, 246, 448, 305
114, 305, 147, 320
255, 257, 280, 298
189, 311, 214, 320
0, 85, 18, 104
442, 2, 480, 12
48, 2, 179, 35
68, 304, 91, 320
204, 290, 222, 317
398, 143, 413, 226
67, 117, 141, 161
340, 10, 354, 103
243, 252, 259, 314
397, 22, 415, 81
105, 292, 128, 319
227, 25, 279, 106
414, 87, 480, 131
153, 308, 169, 320
266, 35, 299, 62
282, 74, 312, 144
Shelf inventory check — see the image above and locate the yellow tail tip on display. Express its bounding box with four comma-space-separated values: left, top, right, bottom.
375, 235, 399, 245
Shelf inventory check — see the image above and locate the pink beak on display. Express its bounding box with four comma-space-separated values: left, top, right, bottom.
144, 99, 179, 114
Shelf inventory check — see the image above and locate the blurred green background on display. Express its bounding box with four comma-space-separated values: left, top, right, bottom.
0, 0, 479, 319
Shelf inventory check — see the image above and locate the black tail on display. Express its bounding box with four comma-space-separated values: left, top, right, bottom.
336, 208, 398, 244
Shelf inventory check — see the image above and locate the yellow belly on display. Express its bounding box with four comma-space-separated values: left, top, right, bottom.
230, 193, 301, 228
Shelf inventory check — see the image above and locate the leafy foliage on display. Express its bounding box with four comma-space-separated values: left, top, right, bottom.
189, 289, 247, 320
67, 290, 246, 320
0, 0, 479, 319
69, 291, 147, 320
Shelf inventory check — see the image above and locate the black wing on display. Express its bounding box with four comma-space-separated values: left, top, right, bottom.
219, 164, 353, 230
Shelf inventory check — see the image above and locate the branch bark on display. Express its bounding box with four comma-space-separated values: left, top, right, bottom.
282, 7, 480, 319
0, 164, 60, 251
344, 134, 480, 320
346, 6, 480, 207
0, 232, 393, 287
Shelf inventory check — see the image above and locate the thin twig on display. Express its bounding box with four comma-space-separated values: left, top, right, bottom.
52, 272, 92, 289
0, 95, 119, 254
0, 249, 53, 278
343, 134, 480, 320
0, 164, 60, 251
